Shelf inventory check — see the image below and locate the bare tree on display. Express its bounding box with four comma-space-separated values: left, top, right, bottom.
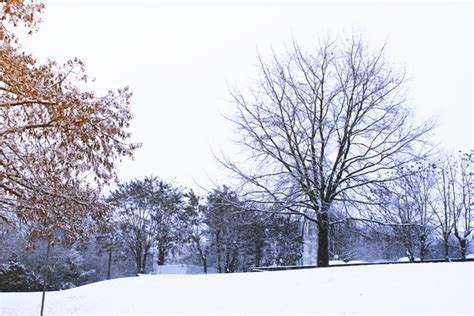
223, 35, 434, 266
431, 154, 461, 259
453, 151, 473, 258
367, 163, 437, 261
403, 163, 437, 261
372, 184, 420, 261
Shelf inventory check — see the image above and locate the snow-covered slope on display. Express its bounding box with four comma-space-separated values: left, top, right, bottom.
1, 262, 473, 315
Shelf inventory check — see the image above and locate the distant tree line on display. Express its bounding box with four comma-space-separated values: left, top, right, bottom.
0, 179, 303, 291
1, 150, 472, 292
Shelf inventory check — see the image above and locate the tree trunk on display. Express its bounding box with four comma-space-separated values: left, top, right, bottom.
317, 212, 329, 267
106, 247, 112, 280
406, 248, 415, 262
255, 249, 261, 268
202, 256, 208, 274
419, 235, 426, 262
195, 240, 208, 273
255, 236, 264, 267
142, 252, 148, 273
198, 247, 208, 274
454, 230, 468, 259
216, 231, 222, 273
135, 252, 142, 275
443, 236, 449, 260
40, 237, 52, 316
419, 244, 425, 262
157, 247, 165, 266
460, 239, 466, 259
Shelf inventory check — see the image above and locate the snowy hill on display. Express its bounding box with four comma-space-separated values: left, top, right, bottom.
1, 262, 473, 315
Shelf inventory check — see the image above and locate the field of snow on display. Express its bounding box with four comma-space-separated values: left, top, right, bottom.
1, 262, 473, 315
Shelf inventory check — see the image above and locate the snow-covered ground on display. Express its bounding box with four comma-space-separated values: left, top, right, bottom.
1, 262, 473, 315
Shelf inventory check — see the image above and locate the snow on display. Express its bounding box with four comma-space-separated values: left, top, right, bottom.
346, 260, 367, 264
1, 262, 473, 315
329, 260, 346, 265
397, 257, 420, 262
153, 264, 216, 275
397, 257, 411, 262
467, 253, 474, 259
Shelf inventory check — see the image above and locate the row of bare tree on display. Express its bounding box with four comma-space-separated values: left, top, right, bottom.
360, 153, 473, 261
105, 179, 303, 275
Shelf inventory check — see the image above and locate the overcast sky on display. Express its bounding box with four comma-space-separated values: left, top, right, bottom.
22, 0, 472, 192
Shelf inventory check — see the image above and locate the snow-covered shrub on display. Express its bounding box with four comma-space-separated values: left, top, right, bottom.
54, 248, 96, 289
0, 255, 41, 292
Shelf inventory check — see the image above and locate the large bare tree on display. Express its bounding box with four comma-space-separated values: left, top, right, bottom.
223, 36, 434, 267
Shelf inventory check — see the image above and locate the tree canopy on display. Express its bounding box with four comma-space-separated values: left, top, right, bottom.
1, 0, 139, 238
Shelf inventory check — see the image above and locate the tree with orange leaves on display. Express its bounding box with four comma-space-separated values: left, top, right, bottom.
1, 1, 139, 240
2, 1, 139, 314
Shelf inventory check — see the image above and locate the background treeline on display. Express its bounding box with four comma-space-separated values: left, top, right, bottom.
0, 182, 303, 291
1, 151, 472, 292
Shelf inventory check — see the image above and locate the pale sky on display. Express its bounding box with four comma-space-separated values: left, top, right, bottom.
21, 0, 472, 192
